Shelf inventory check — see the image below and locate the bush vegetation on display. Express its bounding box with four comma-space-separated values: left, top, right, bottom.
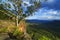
0, 11, 60, 40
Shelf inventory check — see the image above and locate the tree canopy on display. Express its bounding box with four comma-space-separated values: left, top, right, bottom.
0, 0, 41, 18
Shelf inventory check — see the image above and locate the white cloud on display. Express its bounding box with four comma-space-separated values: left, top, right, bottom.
22, 1, 33, 7
26, 7, 60, 20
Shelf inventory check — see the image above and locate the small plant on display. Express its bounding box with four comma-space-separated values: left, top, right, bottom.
38, 36, 52, 40
0, 27, 7, 33
13, 27, 24, 36
7, 26, 24, 40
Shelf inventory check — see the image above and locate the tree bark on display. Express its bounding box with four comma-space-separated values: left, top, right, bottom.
18, 19, 32, 40
15, 16, 19, 27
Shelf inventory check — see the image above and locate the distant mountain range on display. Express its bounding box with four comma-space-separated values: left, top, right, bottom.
26, 19, 60, 23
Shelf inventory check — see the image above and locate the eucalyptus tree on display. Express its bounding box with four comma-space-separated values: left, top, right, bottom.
0, 0, 47, 40
0, 0, 41, 31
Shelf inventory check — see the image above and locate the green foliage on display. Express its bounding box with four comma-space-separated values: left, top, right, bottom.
13, 27, 23, 36
27, 25, 60, 40
34, 1, 41, 9
0, 0, 41, 18
0, 27, 7, 33
0, 12, 9, 20
38, 36, 51, 40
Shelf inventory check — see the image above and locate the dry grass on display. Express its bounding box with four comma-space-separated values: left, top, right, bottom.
0, 20, 15, 33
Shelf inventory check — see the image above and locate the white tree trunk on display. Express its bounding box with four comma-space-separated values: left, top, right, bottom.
16, 16, 19, 27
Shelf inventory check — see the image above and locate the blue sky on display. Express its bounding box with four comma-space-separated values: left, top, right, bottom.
0, 0, 60, 20
26, 0, 60, 20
